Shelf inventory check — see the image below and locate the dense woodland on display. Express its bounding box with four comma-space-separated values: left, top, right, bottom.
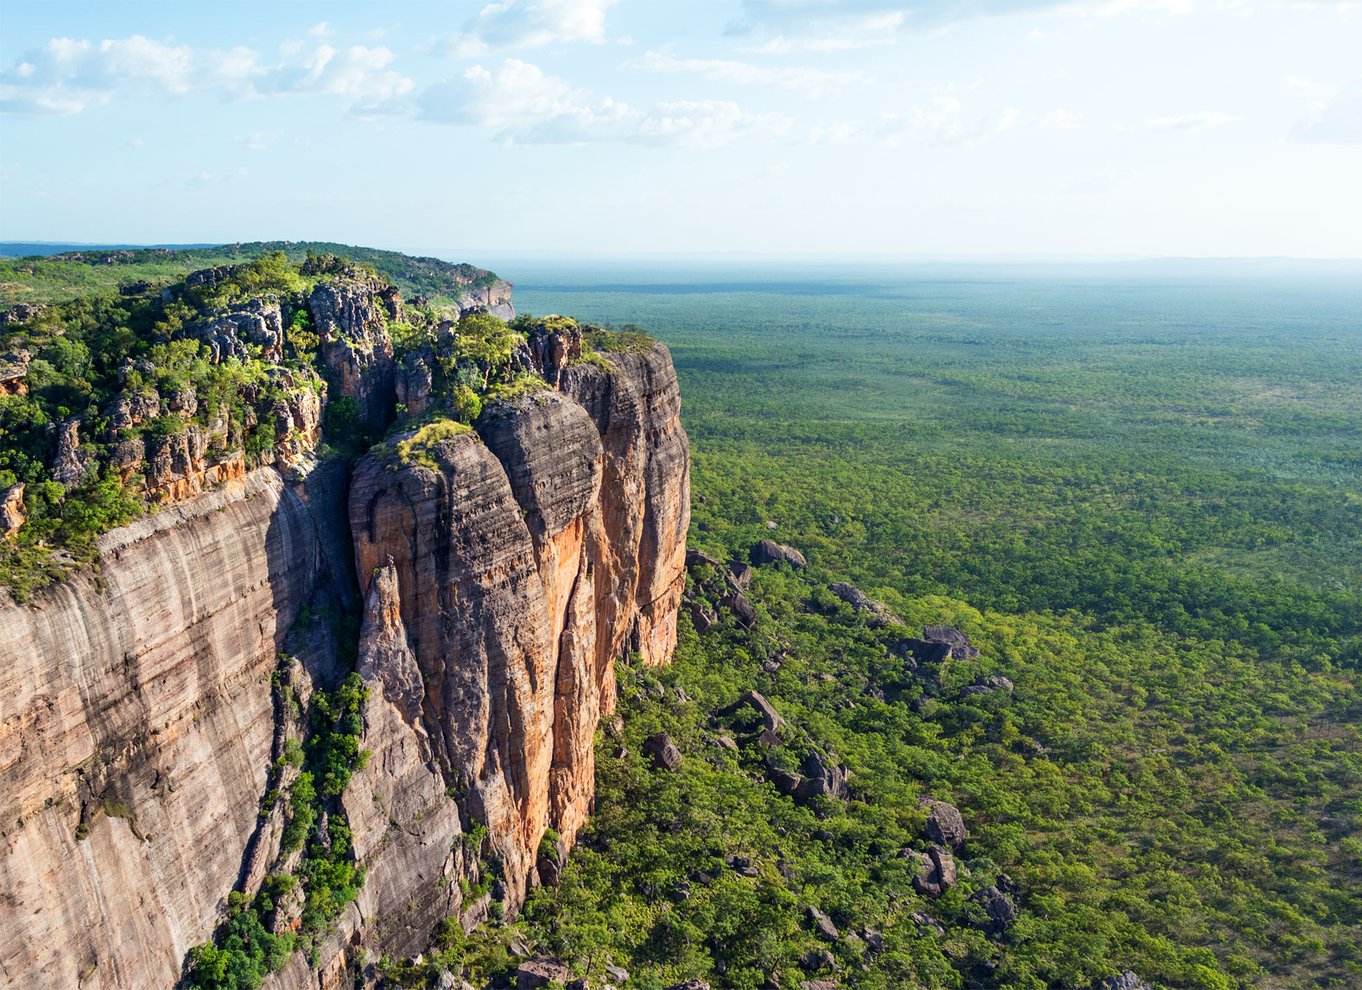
3, 249, 1358, 989
485, 273, 1361, 989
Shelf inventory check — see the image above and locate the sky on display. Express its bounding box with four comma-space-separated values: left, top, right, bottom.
0, 0, 1359, 260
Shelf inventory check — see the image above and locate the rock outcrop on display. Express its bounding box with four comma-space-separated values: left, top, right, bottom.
751, 539, 806, 568
350, 345, 689, 910
0, 304, 689, 989
0, 348, 30, 396
0, 483, 23, 538
311, 278, 396, 428
829, 581, 903, 627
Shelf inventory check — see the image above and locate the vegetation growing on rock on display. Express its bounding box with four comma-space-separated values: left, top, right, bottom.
0, 246, 649, 600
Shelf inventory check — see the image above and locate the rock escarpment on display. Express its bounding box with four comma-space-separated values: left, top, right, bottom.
0, 274, 688, 988
350, 347, 690, 908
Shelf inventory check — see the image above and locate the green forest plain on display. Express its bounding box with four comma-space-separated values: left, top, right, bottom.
2, 250, 1358, 989
502, 267, 1362, 990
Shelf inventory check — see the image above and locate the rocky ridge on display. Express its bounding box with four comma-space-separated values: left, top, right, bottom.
0, 266, 689, 989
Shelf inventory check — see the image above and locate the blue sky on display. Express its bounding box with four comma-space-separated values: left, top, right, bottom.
1, 0, 1359, 259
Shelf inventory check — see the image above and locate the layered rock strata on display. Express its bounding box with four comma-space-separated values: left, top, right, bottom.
0, 330, 688, 990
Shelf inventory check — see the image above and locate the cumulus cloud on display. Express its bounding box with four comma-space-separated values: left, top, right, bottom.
254, 43, 413, 114
729, 0, 1067, 37
419, 58, 583, 126
1139, 110, 1236, 131
418, 57, 787, 148
440, 0, 620, 56
1292, 78, 1362, 143
627, 50, 860, 97
0, 33, 411, 116
729, 0, 1205, 40
811, 91, 1078, 147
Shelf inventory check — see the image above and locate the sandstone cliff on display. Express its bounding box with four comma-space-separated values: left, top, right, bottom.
0, 274, 688, 988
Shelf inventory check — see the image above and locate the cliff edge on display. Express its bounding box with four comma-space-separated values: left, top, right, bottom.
0, 259, 688, 989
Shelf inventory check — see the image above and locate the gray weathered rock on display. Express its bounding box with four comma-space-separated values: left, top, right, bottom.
720, 690, 786, 735
795, 750, 850, 801
806, 905, 840, 941
517, 957, 573, 988
1097, 972, 1150, 990
911, 845, 957, 898
644, 732, 683, 771
185, 298, 285, 365
51, 418, 94, 489
959, 675, 1014, 698
1, 483, 23, 538
923, 799, 968, 850
751, 539, 807, 568
0, 349, 32, 395
972, 884, 1018, 934
829, 581, 903, 627
311, 278, 395, 427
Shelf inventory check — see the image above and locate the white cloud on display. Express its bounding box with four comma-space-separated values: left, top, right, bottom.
256, 44, 413, 113
811, 93, 1076, 147
441, 0, 619, 56
0, 33, 410, 116
1292, 78, 1362, 143
1140, 110, 1236, 131
419, 58, 582, 127
242, 131, 279, 151
418, 58, 786, 148
628, 50, 860, 97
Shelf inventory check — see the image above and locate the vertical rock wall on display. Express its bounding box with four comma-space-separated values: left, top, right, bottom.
349, 344, 690, 905
0, 328, 688, 988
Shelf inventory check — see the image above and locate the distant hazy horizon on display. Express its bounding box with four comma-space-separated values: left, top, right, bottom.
2, 1, 1359, 258
3, 241, 1361, 274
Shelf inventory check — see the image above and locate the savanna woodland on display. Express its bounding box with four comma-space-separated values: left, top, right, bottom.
1, 246, 1358, 990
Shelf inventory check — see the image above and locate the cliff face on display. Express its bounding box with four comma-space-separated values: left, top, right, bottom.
0, 470, 327, 989
0, 301, 687, 987
349, 349, 690, 907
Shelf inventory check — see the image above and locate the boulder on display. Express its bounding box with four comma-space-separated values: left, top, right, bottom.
517, 958, 573, 989
689, 601, 716, 634
829, 582, 903, 627
0, 349, 31, 396
605, 963, 630, 984
959, 675, 1014, 698
805, 905, 840, 942
728, 561, 753, 588
799, 948, 837, 972
720, 690, 786, 735
1097, 973, 1150, 990
644, 732, 683, 772
971, 884, 1018, 935
663, 982, 711, 990
1, 483, 24, 539
922, 625, 980, 658
750, 539, 807, 568
723, 589, 757, 628
685, 548, 724, 570
51, 418, 94, 489
801, 982, 841, 990
770, 769, 803, 795
923, 799, 968, 850
795, 750, 850, 801
910, 846, 957, 898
